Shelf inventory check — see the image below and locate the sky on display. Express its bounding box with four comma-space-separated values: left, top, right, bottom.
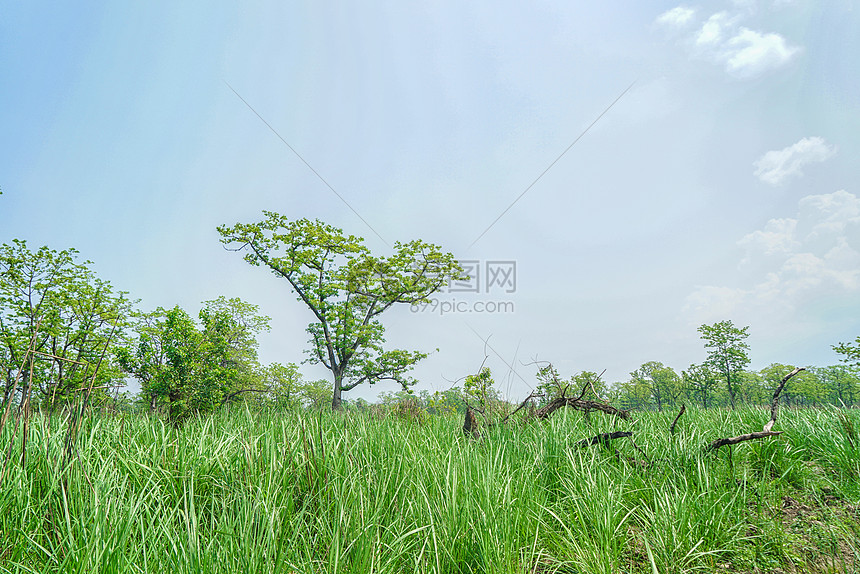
2, 0, 859, 401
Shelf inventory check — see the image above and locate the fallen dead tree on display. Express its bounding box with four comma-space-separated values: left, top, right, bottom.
461, 365, 641, 465
707, 366, 804, 451
466, 365, 630, 432
707, 430, 783, 451
532, 368, 630, 421
535, 396, 630, 421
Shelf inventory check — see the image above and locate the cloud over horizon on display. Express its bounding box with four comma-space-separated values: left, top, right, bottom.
684, 190, 860, 326
754, 137, 837, 185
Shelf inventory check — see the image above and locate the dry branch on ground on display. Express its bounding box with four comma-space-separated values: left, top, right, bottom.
535, 396, 630, 421
707, 366, 804, 451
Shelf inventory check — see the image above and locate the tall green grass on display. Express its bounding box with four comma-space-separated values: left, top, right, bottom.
1, 406, 858, 573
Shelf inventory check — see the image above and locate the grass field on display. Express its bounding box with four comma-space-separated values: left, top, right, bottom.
1, 406, 858, 573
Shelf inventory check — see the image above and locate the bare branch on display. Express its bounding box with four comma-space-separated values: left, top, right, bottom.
764, 366, 804, 432
535, 396, 630, 421
497, 392, 540, 425
670, 404, 686, 435
708, 431, 783, 451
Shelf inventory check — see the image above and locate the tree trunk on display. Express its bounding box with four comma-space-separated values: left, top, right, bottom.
726, 367, 736, 409
331, 371, 343, 410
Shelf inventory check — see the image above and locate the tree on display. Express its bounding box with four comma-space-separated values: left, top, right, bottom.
815, 365, 859, 406
571, 371, 609, 400
217, 213, 464, 409
0, 240, 130, 412
117, 298, 269, 423
615, 378, 653, 410
534, 365, 607, 410
198, 296, 270, 406
256, 362, 304, 409
463, 366, 506, 415
683, 363, 719, 408
697, 320, 750, 409
833, 336, 860, 367
629, 361, 682, 411
759, 363, 822, 406
297, 378, 332, 410
464, 367, 493, 405
736, 370, 767, 405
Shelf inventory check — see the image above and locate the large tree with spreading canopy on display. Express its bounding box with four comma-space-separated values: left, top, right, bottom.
217, 213, 464, 409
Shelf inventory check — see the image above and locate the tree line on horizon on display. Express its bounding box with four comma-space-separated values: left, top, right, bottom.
2, 212, 859, 425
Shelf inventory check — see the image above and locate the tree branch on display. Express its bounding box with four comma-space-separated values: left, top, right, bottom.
764, 366, 804, 432
535, 396, 630, 421
707, 366, 804, 450
707, 431, 783, 451
670, 404, 686, 434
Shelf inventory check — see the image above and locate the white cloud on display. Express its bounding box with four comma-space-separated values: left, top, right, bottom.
696, 12, 733, 45
656, 6, 697, 28
656, 3, 801, 78
754, 137, 837, 185
684, 190, 860, 324
738, 217, 798, 260
724, 28, 799, 77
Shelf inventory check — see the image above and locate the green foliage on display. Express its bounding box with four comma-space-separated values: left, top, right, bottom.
295, 377, 332, 410
117, 298, 269, 424
698, 320, 751, 409
0, 239, 131, 409
250, 361, 333, 410
424, 388, 465, 415
628, 361, 682, 411
760, 363, 823, 406
534, 364, 607, 412
253, 362, 304, 409
217, 213, 465, 408
534, 363, 564, 406
463, 366, 492, 404
833, 336, 860, 367
571, 370, 608, 399
815, 364, 859, 406
683, 363, 720, 408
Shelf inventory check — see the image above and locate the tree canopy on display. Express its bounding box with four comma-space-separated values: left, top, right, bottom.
697, 320, 751, 409
217, 213, 465, 408
117, 297, 270, 423
0, 239, 130, 411
834, 336, 860, 367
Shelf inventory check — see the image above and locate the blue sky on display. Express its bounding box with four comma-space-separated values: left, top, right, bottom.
2, 1, 858, 400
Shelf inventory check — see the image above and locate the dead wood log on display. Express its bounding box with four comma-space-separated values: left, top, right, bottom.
670, 405, 686, 434
764, 366, 804, 432
535, 397, 630, 421
463, 407, 480, 438
707, 367, 804, 451
707, 431, 783, 451
574, 431, 632, 448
